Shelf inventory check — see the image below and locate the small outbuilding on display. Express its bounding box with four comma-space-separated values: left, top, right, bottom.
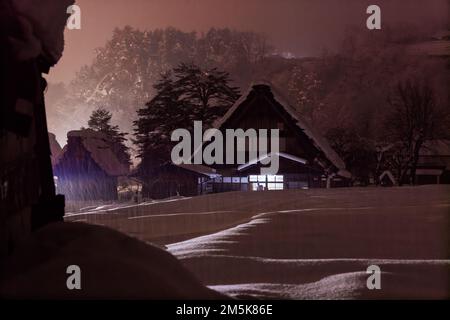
53, 129, 129, 201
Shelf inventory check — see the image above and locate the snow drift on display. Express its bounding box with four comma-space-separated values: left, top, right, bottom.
166, 186, 450, 299
0, 222, 224, 299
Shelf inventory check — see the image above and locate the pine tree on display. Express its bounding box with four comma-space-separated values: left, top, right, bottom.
133, 63, 240, 174
88, 108, 131, 167
88, 109, 113, 132
133, 73, 187, 171
174, 63, 240, 126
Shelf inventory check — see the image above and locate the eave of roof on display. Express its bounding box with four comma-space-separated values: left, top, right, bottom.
237, 152, 307, 172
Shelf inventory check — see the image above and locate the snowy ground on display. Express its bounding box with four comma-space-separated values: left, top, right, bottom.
65, 185, 450, 299
0, 222, 223, 299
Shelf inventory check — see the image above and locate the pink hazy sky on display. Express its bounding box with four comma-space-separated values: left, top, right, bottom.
49, 0, 449, 83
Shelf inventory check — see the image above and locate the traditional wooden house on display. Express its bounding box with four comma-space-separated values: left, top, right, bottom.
53, 129, 129, 201
147, 83, 350, 198
377, 140, 450, 186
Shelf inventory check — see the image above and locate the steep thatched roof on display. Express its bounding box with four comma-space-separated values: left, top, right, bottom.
56, 129, 129, 176
213, 82, 351, 178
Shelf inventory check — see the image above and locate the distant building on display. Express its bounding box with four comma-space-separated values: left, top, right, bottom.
53, 129, 129, 201
416, 140, 450, 185
145, 83, 351, 198
377, 140, 450, 186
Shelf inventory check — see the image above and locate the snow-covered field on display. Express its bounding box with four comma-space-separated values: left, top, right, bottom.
65, 185, 450, 299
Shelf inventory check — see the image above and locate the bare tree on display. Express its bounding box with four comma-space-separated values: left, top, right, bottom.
384, 80, 448, 185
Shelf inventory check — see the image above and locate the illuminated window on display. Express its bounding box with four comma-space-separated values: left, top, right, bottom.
249, 175, 284, 191
257, 175, 266, 182
251, 183, 266, 191
267, 182, 284, 190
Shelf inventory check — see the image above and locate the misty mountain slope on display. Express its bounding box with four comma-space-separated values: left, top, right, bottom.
45, 25, 450, 149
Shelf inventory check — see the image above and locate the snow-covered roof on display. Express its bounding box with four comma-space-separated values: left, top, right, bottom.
213, 82, 350, 178
418, 140, 450, 169
420, 140, 450, 156
61, 129, 129, 176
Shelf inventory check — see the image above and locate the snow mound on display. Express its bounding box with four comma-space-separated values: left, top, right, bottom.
166, 186, 450, 299
211, 263, 450, 300
210, 272, 370, 300
0, 222, 225, 299
168, 217, 450, 299
12, 0, 74, 64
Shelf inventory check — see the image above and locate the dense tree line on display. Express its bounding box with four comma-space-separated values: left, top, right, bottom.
46, 27, 271, 142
